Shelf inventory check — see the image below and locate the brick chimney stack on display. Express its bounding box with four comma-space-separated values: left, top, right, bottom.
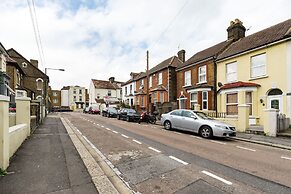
227, 19, 246, 41
30, 59, 38, 68
177, 49, 185, 63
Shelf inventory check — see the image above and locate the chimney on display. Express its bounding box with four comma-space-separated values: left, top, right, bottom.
30, 59, 38, 68
109, 77, 115, 83
227, 19, 246, 41
177, 49, 185, 63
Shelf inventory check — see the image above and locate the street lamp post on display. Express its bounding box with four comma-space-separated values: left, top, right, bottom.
44, 68, 65, 115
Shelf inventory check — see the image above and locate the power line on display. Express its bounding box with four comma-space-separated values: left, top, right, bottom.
26, 0, 45, 69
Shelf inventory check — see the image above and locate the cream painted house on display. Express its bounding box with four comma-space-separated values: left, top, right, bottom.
61, 86, 86, 111
216, 19, 291, 125
89, 77, 123, 111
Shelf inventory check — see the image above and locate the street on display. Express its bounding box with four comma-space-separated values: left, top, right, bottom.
62, 112, 291, 194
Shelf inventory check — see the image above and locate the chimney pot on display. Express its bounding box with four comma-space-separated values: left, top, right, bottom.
109, 77, 115, 83
227, 19, 246, 41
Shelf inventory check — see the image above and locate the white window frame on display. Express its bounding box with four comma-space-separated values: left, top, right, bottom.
158, 72, 162, 85
141, 79, 144, 86
202, 91, 208, 110
190, 92, 197, 109
153, 93, 157, 104
160, 92, 164, 103
251, 53, 266, 78
73, 96, 76, 101
141, 96, 144, 107
130, 84, 132, 94
226, 92, 238, 115
108, 90, 111, 96
149, 76, 152, 88
198, 65, 207, 83
53, 98, 58, 103
246, 91, 253, 115
125, 86, 127, 95
79, 96, 82, 102
184, 70, 191, 86
226, 62, 237, 83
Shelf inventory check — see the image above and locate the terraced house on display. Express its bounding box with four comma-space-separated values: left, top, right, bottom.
135, 51, 184, 113
216, 19, 291, 126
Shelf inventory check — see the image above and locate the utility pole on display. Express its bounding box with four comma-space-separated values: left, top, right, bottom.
146, 50, 149, 114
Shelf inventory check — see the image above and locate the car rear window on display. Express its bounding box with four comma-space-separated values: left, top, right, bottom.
170, 110, 182, 116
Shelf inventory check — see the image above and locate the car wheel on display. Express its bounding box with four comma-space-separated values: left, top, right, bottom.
117, 115, 120, 120
199, 126, 213, 139
126, 116, 130, 122
107, 113, 110, 118
164, 120, 172, 130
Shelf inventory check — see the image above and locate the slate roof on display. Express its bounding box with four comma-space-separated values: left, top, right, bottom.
92, 79, 122, 89
176, 41, 232, 71
218, 19, 291, 60
219, 81, 260, 91
121, 72, 142, 86
135, 56, 182, 80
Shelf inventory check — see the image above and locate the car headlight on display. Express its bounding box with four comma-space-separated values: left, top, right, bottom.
215, 125, 228, 129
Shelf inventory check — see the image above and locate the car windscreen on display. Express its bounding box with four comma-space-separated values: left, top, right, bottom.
128, 109, 137, 114
194, 112, 213, 120
109, 108, 117, 113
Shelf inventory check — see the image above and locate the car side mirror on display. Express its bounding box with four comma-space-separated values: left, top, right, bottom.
191, 116, 197, 119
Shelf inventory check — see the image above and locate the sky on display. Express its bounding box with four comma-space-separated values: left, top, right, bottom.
1, 0, 290, 90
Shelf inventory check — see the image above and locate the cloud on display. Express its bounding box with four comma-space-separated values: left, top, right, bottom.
0, 0, 290, 89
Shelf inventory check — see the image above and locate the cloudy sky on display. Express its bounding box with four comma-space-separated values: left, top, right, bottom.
1, 0, 290, 89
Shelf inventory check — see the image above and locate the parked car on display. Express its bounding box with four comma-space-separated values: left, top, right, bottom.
88, 106, 100, 114
83, 107, 90, 113
161, 109, 236, 138
102, 107, 118, 118
117, 108, 140, 122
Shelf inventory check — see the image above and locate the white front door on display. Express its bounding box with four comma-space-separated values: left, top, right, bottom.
268, 96, 283, 113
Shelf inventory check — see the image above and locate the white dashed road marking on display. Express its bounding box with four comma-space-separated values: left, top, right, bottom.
121, 134, 129, 138
133, 139, 142, 145
210, 140, 226, 145
169, 156, 188, 165
112, 130, 118, 134
281, 156, 291, 161
101, 125, 105, 128
236, 146, 256, 152
106, 128, 111, 131
202, 170, 232, 185
148, 147, 161, 153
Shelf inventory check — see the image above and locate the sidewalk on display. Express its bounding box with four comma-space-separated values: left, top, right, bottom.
0, 115, 98, 194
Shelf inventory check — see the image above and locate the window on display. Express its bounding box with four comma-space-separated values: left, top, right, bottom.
198, 66, 206, 83
226, 62, 237, 83
16, 70, 21, 86
190, 92, 197, 109
246, 92, 252, 115
130, 85, 132, 94
184, 70, 191, 86
202, 91, 208, 110
22, 62, 27, 68
73, 96, 76, 101
251, 53, 266, 78
158, 72, 162, 85
79, 96, 82, 102
141, 96, 144, 106
141, 79, 144, 86
125, 87, 127, 95
136, 96, 139, 105
160, 92, 164, 103
53, 99, 58, 103
53, 92, 57, 96
226, 93, 238, 115
108, 90, 111, 96
153, 93, 157, 104
149, 76, 152, 88
73, 90, 76, 94
170, 110, 182, 116
79, 90, 82, 94
182, 110, 194, 118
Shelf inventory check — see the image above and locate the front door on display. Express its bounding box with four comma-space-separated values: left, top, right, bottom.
268, 96, 282, 112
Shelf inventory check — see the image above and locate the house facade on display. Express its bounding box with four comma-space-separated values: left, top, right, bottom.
216, 19, 291, 125
61, 86, 86, 111
49, 89, 61, 110
135, 51, 184, 113
89, 77, 123, 111
121, 72, 139, 107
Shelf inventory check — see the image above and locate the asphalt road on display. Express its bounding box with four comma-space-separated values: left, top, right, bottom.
62, 112, 291, 194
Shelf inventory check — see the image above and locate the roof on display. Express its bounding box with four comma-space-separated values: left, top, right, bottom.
121, 72, 141, 86
177, 41, 232, 71
135, 56, 183, 80
218, 19, 291, 60
92, 79, 121, 89
219, 81, 260, 91
61, 86, 70, 90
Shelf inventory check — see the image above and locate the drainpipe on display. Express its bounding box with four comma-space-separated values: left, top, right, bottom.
213, 56, 218, 117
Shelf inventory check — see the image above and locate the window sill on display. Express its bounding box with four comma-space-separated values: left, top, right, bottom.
197, 81, 207, 85
249, 75, 268, 81
183, 85, 191, 88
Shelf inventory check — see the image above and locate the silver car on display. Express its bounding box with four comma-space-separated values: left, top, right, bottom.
161, 109, 236, 138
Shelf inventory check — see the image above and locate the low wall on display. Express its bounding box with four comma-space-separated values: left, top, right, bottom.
9, 113, 16, 127
215, 117, 239, 129
9, 124, 28, 158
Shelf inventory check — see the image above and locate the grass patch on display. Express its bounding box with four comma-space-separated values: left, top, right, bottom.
0, 168, 7, 176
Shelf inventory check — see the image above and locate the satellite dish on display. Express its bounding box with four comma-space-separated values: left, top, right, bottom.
218, 82, 223, 87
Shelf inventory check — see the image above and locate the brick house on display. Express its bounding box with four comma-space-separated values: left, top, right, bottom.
135, 51, 184, 113
7, 48, 49, 102
176, 19, 245, 112
49, 89, 61, 111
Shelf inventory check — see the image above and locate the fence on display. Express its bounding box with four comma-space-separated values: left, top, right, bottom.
277, 113, 290, 132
